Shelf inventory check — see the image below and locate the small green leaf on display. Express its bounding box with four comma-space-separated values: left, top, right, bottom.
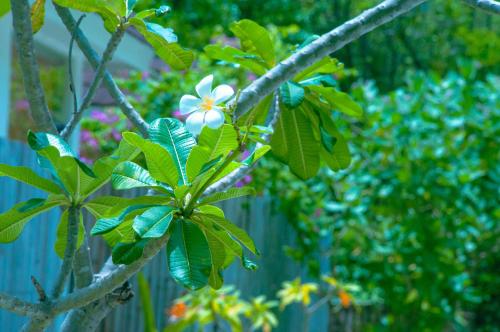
30, 0, 46, 34
133, 206, 174, 238
280, 81, 305, 108
53, 0, 121, 32
0, 195, 63, 243
91, 204, 155, 235
0, 163, 62, 194
199, 187, 255, 206
198, 124, 239, 161
201, 213, 257, 255
204, 45, 267, 75
294, 57, 343, 81
122, 132, 179, 188
54, 209, 84, 259
84, 195, 167, 219
130, 18, 193, 70
112, 239, 149, 265
307, 86, 363, 118
271, 106, 320, 179
167, 219, 212, 290
300, 74, 337, 88
230, 19, 275, 67
112, 161, 164, 191
149, 118, 196, 185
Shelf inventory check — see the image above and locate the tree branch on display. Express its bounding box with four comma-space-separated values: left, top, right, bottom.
233, 0, 427, 119
52, 206, 80, 298
10, 0, 58, 134
0, 293, 39, 317
462, 0, 500, 14
61, 25, 126, 139
53, 3, 150, 136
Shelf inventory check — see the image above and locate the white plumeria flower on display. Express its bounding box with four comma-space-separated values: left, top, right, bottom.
179, 75, 234, 135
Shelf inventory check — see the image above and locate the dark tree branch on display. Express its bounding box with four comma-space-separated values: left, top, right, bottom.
10, 0, 58, 134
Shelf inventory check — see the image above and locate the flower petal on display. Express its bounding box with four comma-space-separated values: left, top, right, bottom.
179, 95, 201, 115
185, 112, 205, 135
204, 109, 225, 129
196, 75, 213, 98
212, 84, 234, 104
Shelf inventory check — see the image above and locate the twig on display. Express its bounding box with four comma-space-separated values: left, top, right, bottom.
10, 0, 58, 134
52, 206, 80, 298
30, 276, 48, 302
61, 25, 126, 139
54, 4, 150, 136
68, 15, 87, 116
462, 0, 500, 14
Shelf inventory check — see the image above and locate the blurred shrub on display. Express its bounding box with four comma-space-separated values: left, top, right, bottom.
252, 61, 500, 331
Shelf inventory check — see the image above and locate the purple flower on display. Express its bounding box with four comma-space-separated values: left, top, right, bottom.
246, 73, 257, 82
242, 175, 252, 184
15, 99, 30, 111
80, 156, 94, 164
111, 129, 121, 142
172, 109, 187, 121
90, 110, 119, 124
141, 71, 150, 80
235, 180, 244, 188
87, 137, 99, 148
80, 129, 92, 142
240, 149, 251, 160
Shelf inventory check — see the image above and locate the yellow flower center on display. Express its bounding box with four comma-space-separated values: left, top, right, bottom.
200, 97, 215, 111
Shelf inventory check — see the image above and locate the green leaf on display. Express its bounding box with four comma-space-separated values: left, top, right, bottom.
0, 196, 64, 243
198, 124, 239, 161
230, 19, 275, 67
167, 219, 212, 290
0, 1, 10, 17
91, 204, 157, 235
130, 18, 193, 70
300, 74, 337, 88
318, 119, 351, 171
204, 231, 226, 289
307, 86, 363, 118
204, 45, 267, 75
30, 0, 46, 34
237, 94, 273, 127
199, 187, 255, 206
133, 206, 174, 238
126, 0, 137, 15
80, 139, 140, 198
112, 239, 149, 265
0, 163, 62, 194
84, 195, 167, 219
137, 273, 157, 332
280, 81, 305, 108
112, 161, 165, 191
294, 57, 343, 81
149, 118, 196, 185
242, 145, 271, 166
53, 0, 122, 33
54, 209, 84, 259
28, 131, 95, 178
122, 132, 179, 188
271, 106, 320, 179
201, 213, 257, 255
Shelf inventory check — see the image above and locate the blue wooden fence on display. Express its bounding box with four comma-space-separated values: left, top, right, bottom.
0, 137, 328, 331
